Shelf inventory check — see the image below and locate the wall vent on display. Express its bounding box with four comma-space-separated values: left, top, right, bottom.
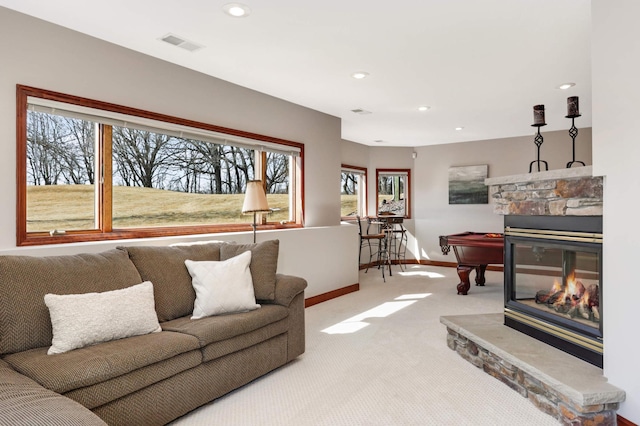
160, 34, 203, 52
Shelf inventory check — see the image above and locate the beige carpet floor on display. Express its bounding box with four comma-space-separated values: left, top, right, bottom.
170, 264, 558, 425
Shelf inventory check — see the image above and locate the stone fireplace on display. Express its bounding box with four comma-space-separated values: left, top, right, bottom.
488, 167, 603, 217
486, 166, 603, 366
441, 166, 624, 424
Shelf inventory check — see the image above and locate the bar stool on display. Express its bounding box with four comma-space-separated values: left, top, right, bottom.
380, 216, 406, 271
356, 216, 388, 281
395, 226, 408, 269
370, 216, 395, 281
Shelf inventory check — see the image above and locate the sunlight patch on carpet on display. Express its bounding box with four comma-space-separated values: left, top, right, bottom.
398, 270, 445, 278
321, 301, 416, 335
394, 293, 431, 300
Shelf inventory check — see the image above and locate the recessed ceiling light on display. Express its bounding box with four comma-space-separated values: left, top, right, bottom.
223, 3, 251, 17
418, 106, 431, 112
351, 71, 369, 80
374, 139, 385, 143
351, 108, 372, 115
455, 127, 464, 131
558, 83, 576, 90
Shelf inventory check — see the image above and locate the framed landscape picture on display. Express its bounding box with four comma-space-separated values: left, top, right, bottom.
448, 165, 488, 204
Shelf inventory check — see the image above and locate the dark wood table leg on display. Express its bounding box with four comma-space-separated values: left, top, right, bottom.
475, 264, 488, 286
456, 265, 473, 295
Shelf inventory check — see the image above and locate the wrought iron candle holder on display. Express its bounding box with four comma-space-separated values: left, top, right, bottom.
566, 96, 584, 168
529, 104, 548, 173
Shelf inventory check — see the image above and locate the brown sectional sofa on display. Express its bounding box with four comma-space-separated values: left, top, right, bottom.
0, 240, 307, 425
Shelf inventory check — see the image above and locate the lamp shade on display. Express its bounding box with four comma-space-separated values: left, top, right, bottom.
242, 180, 270, 213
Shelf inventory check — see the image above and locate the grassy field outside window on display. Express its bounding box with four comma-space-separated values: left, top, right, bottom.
18, 85, 303, 245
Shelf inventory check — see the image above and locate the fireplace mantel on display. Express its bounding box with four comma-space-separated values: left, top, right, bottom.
484, 166, 602, 216
485, 165, 596, 187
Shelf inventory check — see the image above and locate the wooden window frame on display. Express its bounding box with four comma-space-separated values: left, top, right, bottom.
16, 85, 304, 246
375, 168, 411, 219
340, 164, 368, 220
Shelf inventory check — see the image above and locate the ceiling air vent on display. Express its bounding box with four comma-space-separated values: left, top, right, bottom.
160, 34, 203, 52
351, 108, 372, 115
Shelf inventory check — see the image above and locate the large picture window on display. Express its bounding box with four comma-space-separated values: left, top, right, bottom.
17, 85, 304, 245
340, 164, 367, 218
376, 169, 410, 218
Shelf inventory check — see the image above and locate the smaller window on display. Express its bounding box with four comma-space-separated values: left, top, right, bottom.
341, 164, 367, 218
376, 169, 410, 218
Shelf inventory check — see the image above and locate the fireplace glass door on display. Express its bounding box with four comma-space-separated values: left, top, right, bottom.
504, 215, 603, 367
510, 241, 601, 334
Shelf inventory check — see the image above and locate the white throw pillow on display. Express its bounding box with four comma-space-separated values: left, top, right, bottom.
185, 250, 260, 319
44, 281, 162, 355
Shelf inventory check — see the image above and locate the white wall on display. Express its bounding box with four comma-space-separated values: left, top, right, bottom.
341, 139, 370, 168
0, 7, 355, 298
413, 129, 592, 262
592, 0, 640, 421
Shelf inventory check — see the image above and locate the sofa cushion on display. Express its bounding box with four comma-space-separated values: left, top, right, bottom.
64, 350, 201, 410
120, 243, 224, 322
44, 282, 161, 355
162, 305, 288, 363
3, 331, 200, 396
0, 359, 108, 425
162, 303, 287, 342
220, 239, 279, 301
0, 250, 143, 355
186, 252, 260, 319
92, 335, 288, 426
200, 317, 289, 363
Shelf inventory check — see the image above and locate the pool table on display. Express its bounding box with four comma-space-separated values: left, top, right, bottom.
439, 232, 504, 295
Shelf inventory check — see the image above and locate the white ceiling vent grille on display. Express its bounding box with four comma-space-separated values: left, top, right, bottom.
160, 34, 203, 52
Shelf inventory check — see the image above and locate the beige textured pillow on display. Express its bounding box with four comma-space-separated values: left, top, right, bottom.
44, 281, 161, 355
220, 240, 279, 301
186, 251, 260, 319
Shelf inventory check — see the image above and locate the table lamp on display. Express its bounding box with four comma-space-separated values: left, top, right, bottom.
242, 180, 270, 243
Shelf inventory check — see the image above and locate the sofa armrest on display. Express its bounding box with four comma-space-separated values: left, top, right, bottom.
0, 360, 106, 426
265, 274, 307, 307
267, 275, 307, 361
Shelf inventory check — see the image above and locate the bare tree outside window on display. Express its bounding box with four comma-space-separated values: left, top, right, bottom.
265, 152, 290, 222
376, 169, 410, 218
26, 112, 292, 231
341, 165, 366, 218
19, 86, 303, 245
26, 112, 96, 231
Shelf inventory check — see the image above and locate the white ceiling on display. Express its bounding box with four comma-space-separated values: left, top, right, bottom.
0, 0, 591, 147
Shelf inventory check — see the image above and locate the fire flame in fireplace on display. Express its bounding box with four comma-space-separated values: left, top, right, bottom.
535, 272, 600, 322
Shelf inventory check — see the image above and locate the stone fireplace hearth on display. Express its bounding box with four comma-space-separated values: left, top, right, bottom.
441, 314, 624, 424
441, 166, 625, 424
